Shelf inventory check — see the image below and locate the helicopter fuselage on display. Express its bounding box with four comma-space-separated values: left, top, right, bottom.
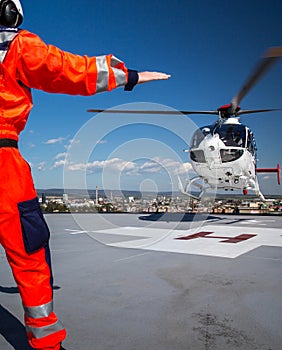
188, 118, 261, 197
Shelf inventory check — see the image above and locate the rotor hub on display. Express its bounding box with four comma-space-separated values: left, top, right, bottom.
217, 104, 241, 118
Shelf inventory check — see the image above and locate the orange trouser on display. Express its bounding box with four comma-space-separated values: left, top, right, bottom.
0, 146, 66, 350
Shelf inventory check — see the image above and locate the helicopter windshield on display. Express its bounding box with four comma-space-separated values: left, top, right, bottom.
189, 123, 256, 164
190, 125, 212, 148
214, 124, 246, 148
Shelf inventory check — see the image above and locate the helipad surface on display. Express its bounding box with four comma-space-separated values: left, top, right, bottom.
0, 213, 281, 350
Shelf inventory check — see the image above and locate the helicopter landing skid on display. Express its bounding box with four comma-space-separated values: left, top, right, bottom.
245, 178, 266, 201
178, 175, 267, 202
177, 175, 208, 201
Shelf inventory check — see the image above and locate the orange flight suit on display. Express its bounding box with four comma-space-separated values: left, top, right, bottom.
0, 26, 132, 350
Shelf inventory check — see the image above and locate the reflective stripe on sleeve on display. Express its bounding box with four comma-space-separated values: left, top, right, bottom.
24, 301, 53, 319
95, 55, 127, 93
26, 320, 65, 339
111, 56, 127, 87
96, 56, 109, 93
0, 30, 19, 63
110, 56, 123, 67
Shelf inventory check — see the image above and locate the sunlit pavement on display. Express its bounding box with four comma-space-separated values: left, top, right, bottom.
1, 213, 281, 350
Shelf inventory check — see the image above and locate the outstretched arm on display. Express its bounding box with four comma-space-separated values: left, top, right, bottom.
16, 31, 170, 95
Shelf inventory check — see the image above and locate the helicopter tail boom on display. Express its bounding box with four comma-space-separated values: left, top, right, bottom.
256, 164, 281, 185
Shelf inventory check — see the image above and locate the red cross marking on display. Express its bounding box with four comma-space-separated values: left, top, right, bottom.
175, 231, 257, 243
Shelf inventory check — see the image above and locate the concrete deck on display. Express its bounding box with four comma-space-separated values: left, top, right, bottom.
0, 213, 281, 349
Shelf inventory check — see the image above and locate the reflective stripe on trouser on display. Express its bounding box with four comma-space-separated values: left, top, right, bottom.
24, 301, 54, 319
25, 301, 65, 347
0, 147, 66, 349
25, 304, 66, 349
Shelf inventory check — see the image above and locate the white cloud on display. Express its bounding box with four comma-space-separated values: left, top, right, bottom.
139, 157, 192, 175
64, 139, 80, 148
125, 168, 142, 176
64, 156, 192, 177
48, 153, 68, 169
44, 137, 65, 145
66, 158, 136, 173
174, 162, 193, 175
140, 160, 162, 173
37, 162, 47, 171
53, 159, 67, 169
102, 158, 136, 171
54, 152, 67, 160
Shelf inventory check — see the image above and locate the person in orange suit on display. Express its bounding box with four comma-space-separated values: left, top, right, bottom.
0, 1, 170, 349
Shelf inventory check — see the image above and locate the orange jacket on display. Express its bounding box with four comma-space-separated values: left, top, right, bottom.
0, 28, 130, 141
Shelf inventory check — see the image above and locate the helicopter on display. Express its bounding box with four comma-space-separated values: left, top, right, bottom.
88, 46, 282, 201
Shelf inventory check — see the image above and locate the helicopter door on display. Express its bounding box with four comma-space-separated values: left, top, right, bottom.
246, 129, 257, 156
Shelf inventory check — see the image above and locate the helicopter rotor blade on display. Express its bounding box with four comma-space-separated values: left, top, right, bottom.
231, 46, 282, 109
88, 47, 282, 118
237, 108, 282, 116
87, 109, 219, 115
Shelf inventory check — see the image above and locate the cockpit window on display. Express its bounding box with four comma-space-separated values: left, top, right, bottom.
214, 124, 246, 147
190, 125, 212, 148
190, 150, 206, 163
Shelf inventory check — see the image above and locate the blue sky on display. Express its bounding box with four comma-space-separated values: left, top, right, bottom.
18, 0, 282, 195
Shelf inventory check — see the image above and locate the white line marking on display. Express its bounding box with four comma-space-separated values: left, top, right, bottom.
65, 229, 89, 235
114, 252, 152, 262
